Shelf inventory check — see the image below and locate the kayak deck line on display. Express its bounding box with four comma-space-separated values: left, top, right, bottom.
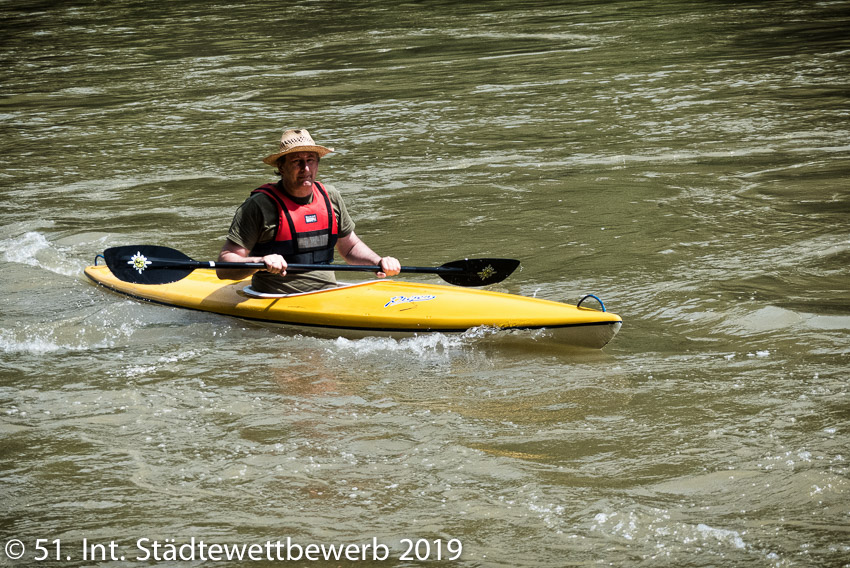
84, 265, 622, 347
240, 280, 384, 299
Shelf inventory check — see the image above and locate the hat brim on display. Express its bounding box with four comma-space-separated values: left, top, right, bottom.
263, 145, 334, 166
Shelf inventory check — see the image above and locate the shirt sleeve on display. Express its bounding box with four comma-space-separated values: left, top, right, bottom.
226, 196, 268, 251
327, 186, 355, 238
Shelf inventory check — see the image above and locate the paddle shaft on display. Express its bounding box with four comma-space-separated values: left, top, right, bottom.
147, 256, 463, 276
103, 245, 518, 286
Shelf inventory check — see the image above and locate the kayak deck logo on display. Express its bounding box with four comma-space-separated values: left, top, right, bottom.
384, 294, 436, 308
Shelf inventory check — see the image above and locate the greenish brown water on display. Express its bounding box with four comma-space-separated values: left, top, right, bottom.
1, 1, 848, 566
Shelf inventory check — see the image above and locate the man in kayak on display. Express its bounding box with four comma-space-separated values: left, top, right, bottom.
217, 128, 401, 294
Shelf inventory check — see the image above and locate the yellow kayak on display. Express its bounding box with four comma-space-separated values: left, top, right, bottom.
84, 264, 622, 348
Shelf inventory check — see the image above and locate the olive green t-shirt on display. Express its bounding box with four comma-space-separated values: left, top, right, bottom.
226, 182, 355, 294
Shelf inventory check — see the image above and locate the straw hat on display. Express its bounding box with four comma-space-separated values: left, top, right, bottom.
262, 129, 334, 166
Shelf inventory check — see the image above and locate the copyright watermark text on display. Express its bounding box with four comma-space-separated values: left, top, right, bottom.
3, 537, 463, 563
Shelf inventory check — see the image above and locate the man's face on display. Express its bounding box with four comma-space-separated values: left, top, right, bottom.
280, 151, 319, 195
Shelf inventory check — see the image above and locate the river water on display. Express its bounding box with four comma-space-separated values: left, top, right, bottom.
1, 1, 848, 566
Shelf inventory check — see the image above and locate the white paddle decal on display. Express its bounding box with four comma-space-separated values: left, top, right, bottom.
128, 251, 152, 274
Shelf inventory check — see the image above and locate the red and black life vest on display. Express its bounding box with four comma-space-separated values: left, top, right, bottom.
249, 181, 338, 264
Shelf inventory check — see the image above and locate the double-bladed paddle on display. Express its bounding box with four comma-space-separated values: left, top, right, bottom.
102, 245, 520, 287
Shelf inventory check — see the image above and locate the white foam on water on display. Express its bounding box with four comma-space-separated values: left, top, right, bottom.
1, 231, 52, 266
332, 332, 468, 357
0, 231, 83, 277
591, 508, 748, 553
695, 523, 747, 549
0, 330, 68, 355
0, 328, 116, 355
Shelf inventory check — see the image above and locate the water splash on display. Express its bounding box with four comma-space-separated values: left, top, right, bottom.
330, 326, 508, 357
0, 327, 116, 355
591, 509, 747, 551
1, 231, 51, 266
0, 231, 83, 277
332, 332, 468, 356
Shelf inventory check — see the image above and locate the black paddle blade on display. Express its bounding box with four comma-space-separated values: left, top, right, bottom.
103, 245, 196, 285
438, 258, 520, 286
